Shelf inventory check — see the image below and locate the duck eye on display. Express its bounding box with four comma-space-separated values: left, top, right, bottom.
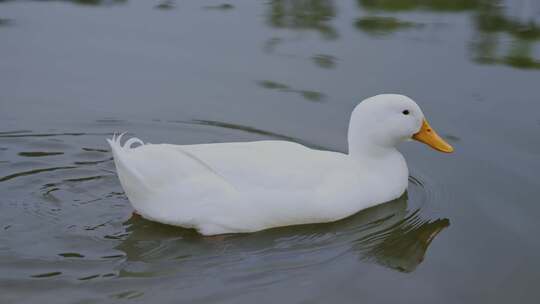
402, 110, 410, 115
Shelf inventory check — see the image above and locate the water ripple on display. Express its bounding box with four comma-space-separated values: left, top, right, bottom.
0, 166, 78, 183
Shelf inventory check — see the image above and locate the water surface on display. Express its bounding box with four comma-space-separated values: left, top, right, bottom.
1, 0, 540, 303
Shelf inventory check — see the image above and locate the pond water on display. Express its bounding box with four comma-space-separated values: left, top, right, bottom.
1, 0, 540, 303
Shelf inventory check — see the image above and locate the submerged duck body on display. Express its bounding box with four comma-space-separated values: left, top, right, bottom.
108, 94, 453, 235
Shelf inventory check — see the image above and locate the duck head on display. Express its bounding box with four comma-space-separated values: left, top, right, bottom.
348, 94, 453, 156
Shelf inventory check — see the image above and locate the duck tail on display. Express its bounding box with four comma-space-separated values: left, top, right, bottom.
107, 133, 150, 202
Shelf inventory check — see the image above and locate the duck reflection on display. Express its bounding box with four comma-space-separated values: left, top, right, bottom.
353, 209, 449, 272
115, 192, 449, 275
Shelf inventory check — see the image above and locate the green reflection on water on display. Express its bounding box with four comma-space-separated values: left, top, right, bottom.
111, 290, 144, 300
354, 16, 422, 37
0, 18, 13, 27
312, 54, 336, 69
59, 0, 127, 6
0, 0, 126, 7
471, 1, 540, 69
30, 271, 62, 278
267, 0, 338, 39
204, 3, 235, 10
356, 0, 540, 69
155, 0, 175, 10
359, 0, 482, 12
257, 80, 326, 102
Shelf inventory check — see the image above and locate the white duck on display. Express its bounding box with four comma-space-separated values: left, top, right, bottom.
108, 94, 453, 235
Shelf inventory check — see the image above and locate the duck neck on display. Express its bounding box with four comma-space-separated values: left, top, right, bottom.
347, 129, 408, 179
348, 140, 398, 160
348, 133, 409, 202
347, 128, 399, 161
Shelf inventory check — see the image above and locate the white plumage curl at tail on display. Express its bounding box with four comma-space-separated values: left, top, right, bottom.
107, 133, 151, 204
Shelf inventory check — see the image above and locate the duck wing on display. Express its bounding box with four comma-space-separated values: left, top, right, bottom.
107, 135, 236, 206
177, 140, 352, 192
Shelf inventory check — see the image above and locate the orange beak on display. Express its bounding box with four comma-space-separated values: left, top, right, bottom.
412, 119, 454, 153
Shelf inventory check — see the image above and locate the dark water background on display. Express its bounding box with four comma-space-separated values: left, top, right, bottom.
1, 0, 540, 303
